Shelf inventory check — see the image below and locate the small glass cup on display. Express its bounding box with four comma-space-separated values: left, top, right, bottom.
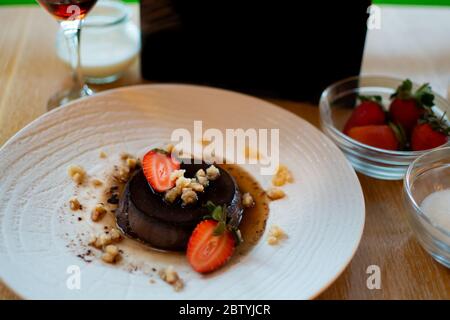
404, 147, 450, 268
56, 0, 140, 84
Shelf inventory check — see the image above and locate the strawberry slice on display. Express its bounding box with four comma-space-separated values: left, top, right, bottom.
187, 220, 235, 273
142, 149, 180, 192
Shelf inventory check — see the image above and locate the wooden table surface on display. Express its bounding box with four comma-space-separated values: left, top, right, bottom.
1, 5, 449, 300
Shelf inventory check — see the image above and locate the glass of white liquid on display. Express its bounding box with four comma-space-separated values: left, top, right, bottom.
56, 0, 140, 84
404, 146, 450, 268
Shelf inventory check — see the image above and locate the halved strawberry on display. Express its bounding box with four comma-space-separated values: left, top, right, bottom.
187, 220, 235, 273
142, 149, 180, 192
347, 124, 399, 150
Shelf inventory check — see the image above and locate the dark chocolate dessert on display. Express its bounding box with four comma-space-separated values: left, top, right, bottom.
116, 162, 243, 251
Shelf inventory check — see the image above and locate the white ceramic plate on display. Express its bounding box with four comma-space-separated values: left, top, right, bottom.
0, 84, 364, 299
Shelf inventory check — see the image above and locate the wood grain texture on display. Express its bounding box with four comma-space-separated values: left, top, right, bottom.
0, 5, 449, 300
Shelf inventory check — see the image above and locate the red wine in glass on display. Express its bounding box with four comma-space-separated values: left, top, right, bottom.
37, 0, 97, 20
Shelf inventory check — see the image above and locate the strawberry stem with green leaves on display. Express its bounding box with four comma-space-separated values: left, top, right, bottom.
203, 201, 243, 245
390, 79, 435, 110
419, 112, 450, 136
358, 94, 383, 105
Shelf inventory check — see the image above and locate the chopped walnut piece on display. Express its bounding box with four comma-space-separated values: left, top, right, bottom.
91, 204, 107, 222
181, 188, 197, 206
176, 176, 192, 189
89, 233, 111, 249
126, 158, 137, 170
165, 186, 182, 203
267, 225, 286, 245
110, 228, 122, 241
206, 165, 220, 180
159, 266, 184, 292
272, 165, 294, 187
89, 228, 122, 249
91, 178, 103, 187
195, 169, 209, 187
267, 236, 278, 245
242, 193, 255, 208
99, 151, 107, 159
120, 152, 133, 161
68, 165, 86, 184
170, 169, 186, 182
188, 181, 204, 192
69, 197, 82, 211
267, 187, 285, 200
102, 245, 120, 263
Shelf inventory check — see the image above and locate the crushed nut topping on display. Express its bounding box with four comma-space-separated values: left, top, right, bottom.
176, 176, 192, 189
181, 188, 198, 206
159, 266, 184, 292
267, 187, 286, 200
164, 186, 182, 203
117, 167, 130, 183
69, 197, 82, 211
68, 165, 86, 184
102, 245, 120, 264
272, 165, 294, 187
91, 204, 107, 222
120, 152, 133, 161
267, 225, 286, 245
91, 178, 103, 187
89, 228, 122, 249
242, 192, 255, 208
206, 165, 220, 180
165, 165, 219, 205
99, 151, 107, 159
110, 228, 122, 241
170, 169, 186, 182
188, 181, 204, 192
195, 169, 209, 187
126, 157, 137, 170
267, 236, 278, 245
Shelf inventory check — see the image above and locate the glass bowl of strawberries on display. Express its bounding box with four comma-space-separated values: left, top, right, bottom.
319, 75, 450, 180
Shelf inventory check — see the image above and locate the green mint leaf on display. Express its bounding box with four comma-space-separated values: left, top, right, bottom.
213, 221, 226, 236
415, 83, 435, 108
203, 201, 217, 212
391, 79, 413, 100
212, 206, 224, 222
221, 205, 227, 222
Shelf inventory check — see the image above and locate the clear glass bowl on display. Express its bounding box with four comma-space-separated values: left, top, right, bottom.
319, 75, 450, 180
404, 147, 450, 268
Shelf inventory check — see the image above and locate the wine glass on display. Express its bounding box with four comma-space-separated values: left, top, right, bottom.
36, 0, 98, 110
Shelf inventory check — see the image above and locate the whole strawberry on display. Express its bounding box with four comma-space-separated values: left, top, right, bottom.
389, 79, 435, 135
343, 95, 386, 134
411, 114, 449, 151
